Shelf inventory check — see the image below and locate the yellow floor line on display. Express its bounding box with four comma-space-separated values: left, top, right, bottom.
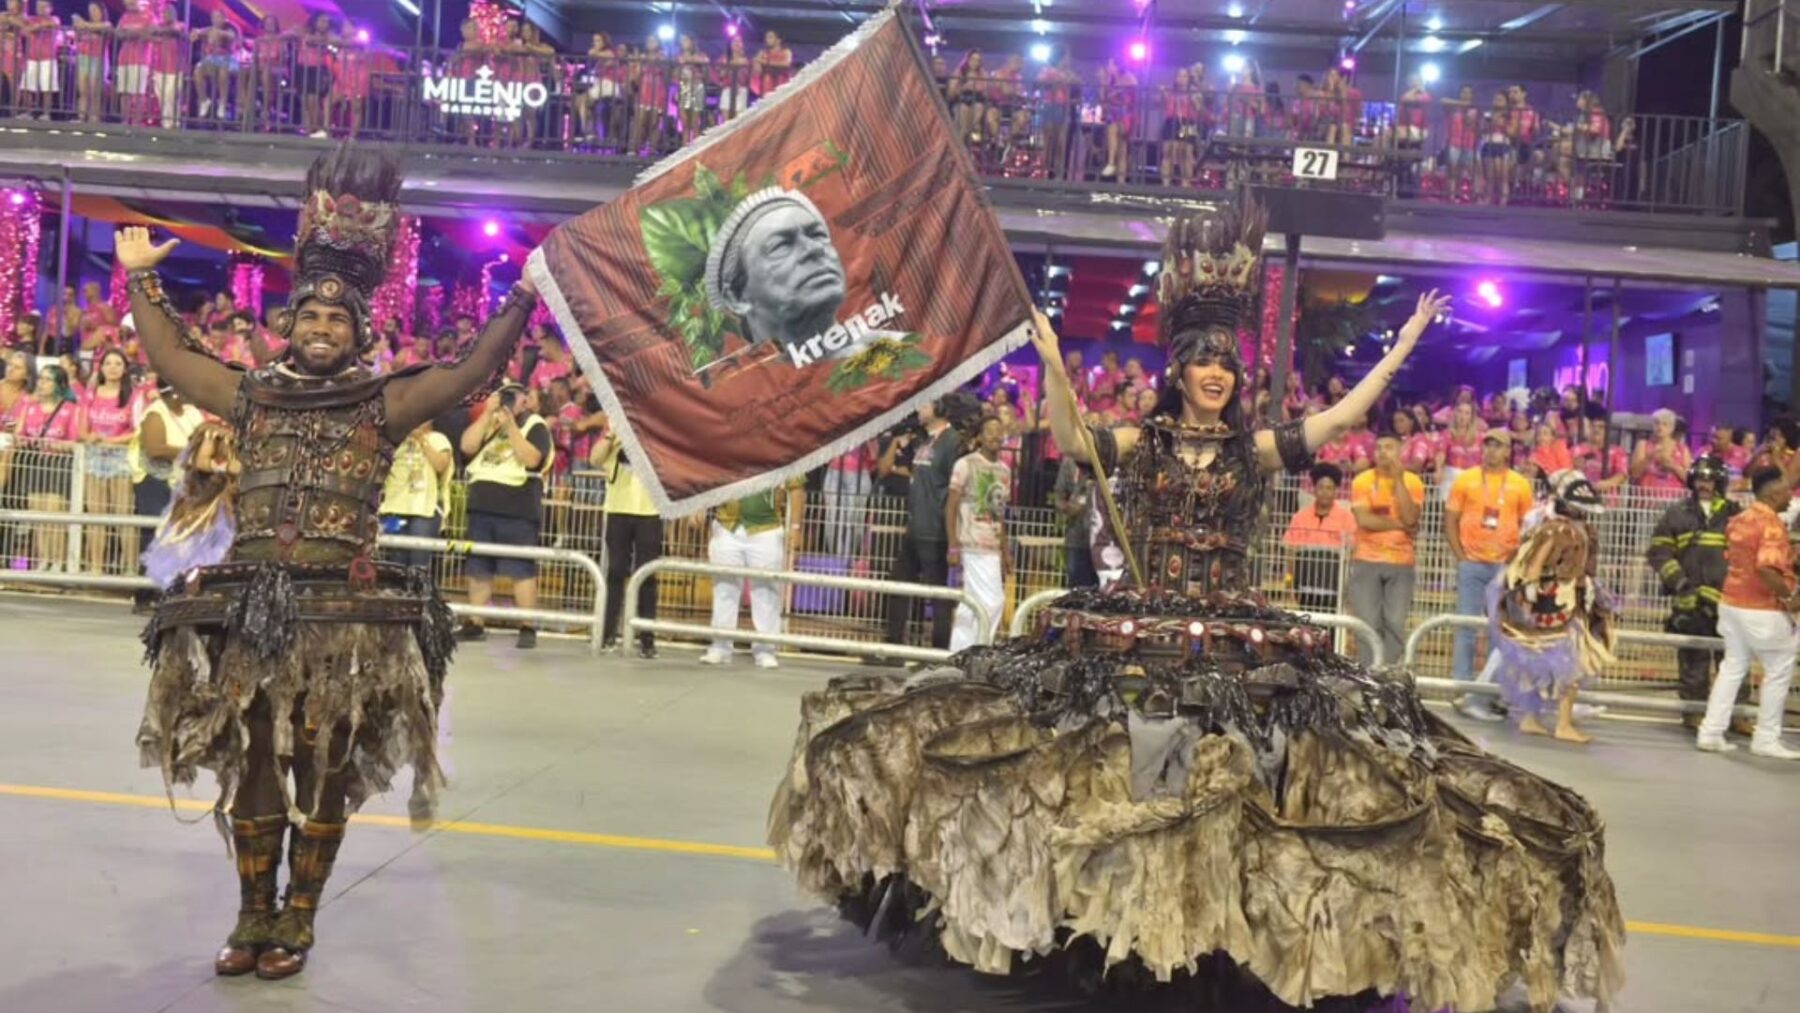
5, 783, 1798, 949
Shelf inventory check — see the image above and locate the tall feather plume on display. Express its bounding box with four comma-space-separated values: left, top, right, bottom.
293, 144, 405, 296
1155, 193, 1268, 349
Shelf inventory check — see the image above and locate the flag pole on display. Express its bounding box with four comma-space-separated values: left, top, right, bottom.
1032, 319, 1144, 588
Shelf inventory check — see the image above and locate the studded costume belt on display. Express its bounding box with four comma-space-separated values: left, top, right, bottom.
149, 559, 439, 633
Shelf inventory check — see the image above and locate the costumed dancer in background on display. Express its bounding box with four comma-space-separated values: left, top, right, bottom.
1486, 468, 1615, 743
140, 422, 240, 589
770, 194, 1624, 1012
122, 145, 538, 981
1646, 455, 1749, 733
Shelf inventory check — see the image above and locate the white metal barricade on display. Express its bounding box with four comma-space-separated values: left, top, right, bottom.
619, 558, 995, 664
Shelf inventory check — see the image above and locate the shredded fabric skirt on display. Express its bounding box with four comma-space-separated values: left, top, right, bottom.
1486, 575, 1616, 724
137, 562, 457, 830
769, 595, 1625, 1013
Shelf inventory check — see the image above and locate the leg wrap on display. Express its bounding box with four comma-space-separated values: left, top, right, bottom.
226, 815, 287, 948
273, 819, 346, 952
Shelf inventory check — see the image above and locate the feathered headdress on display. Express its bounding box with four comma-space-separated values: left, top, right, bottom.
1156, 194, 1268, 368
284, 146, 404, 353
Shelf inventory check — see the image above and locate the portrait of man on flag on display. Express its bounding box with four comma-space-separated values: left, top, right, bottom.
527, 10, 1034, 514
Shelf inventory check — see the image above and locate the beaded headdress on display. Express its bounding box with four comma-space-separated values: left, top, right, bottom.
284, 147, 404, 354
1156, 194, 1268, 370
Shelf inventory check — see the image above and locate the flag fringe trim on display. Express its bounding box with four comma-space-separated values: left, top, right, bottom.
632, 9, 896, 188
529, 239, 1028, 517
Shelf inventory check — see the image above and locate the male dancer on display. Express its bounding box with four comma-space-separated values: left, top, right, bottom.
125, 148, 537, 979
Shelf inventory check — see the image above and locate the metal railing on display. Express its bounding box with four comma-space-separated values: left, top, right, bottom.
1400, 612, 1776, 721
0, 30, 1750, 215
0, 442, 1784, 697
1744, 0, 1800, 79
619, 557, 995, 664
0, 507, 608, 653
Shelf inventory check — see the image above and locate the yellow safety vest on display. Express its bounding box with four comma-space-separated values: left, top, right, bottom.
467, 414, 554, 487
128, 400, 204, 486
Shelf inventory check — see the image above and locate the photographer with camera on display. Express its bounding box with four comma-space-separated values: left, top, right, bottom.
458, 382, 554, 649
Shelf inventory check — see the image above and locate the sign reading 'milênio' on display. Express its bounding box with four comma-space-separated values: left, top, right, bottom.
422, 65, 548, 122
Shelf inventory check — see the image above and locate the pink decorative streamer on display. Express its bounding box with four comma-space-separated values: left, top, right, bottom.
368, 215, 419, 335
230, 257, 266, 320
0, 190, 43, 343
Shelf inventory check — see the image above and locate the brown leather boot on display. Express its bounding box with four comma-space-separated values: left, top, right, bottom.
255, 819, 345, 981
215, 815, 287, 976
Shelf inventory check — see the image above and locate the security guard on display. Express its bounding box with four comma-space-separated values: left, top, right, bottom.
1646, 454, 1747, 729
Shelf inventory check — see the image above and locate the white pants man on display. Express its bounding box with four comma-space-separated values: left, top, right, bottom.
153, 71, 183, 128
949, 549, 1003, 653
1698, 603, 1800, 758
703, 521, 784, 668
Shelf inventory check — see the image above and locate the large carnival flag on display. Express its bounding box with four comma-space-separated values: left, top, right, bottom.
525, 10, 1035, 514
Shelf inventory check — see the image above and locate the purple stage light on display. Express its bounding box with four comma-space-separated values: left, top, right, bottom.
725, 22, 740, 38
1339, 55, 1357, 71
6, 191, 23, 207
482, 220, 501, 238
1129, 40, 1148, 62
1477, 280, 1503, 308
355, 28, 370, 44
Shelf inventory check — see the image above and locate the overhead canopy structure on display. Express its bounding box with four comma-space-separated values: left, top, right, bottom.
993, 207, 1800, 290
539, 0, 1735, 70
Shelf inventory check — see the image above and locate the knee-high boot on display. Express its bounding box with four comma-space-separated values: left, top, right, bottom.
255, 819, 345, 980
215, 814, 287, 976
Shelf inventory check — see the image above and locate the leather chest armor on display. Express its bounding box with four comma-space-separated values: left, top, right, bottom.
229, 365, 396, 566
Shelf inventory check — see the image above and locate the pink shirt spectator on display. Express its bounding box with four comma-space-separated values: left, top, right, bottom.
74, 22, 106, 60
1722, 444, 1752, 476
1401, 432, 1436, 473
116, 12, 153, 68
82, 394, 136, 440
24, 14, 60, 62
17, 398, 79, 443
150, 21, 182, 72
1637, 441, 1692, 492
1443, 432, 1484, 470
828, 443, 873, 475
528, 356, 571, 391
1572, 442, 1629, 486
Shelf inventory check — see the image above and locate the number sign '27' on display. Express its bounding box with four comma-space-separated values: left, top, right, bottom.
1291, 147, 1340, 181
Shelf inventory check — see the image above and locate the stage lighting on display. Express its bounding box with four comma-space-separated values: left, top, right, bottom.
1420, 62, 1441, 84
5, 191, 23, 207
1119, 303, 1133, 315
1227, 2, 1245, 17
355, 28, 370, 44
395, 0, 421, 15
1129, 283, 1147, 297
657, 24, 676, 42
1222, 52, 1246, 74
1421, 36, 1445, 53
1142, 260, 1160, 274
1427, 15, 1444, 31
1477, 280, 1503, 308
482, 220, 501, 238
1031, 42, 1052, 63
1339, 54, 1356, 71
1129, 40, 1148, 62
1225, 29, 1247, 44
1032, 18, 1049, 35
725, 22, 739, 38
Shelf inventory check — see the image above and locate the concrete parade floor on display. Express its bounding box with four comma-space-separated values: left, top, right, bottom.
0, 595, 1795, 1013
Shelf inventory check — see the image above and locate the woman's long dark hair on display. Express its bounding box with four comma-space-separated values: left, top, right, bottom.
95, 348, 134, 409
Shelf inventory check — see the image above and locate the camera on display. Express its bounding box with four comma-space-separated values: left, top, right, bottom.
499, 388, 521, 412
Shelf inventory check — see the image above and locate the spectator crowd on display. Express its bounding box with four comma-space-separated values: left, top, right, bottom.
0, 4, 1643, 206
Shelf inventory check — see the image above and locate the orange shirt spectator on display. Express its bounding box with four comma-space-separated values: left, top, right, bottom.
1721, 500, 1796, 611
1446, 454, 1535, 563
1350, 469, 1425, 566
1283, 495, 1357, 549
